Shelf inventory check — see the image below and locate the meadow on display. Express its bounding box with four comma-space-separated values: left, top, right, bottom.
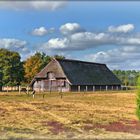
0, 90, 140, 139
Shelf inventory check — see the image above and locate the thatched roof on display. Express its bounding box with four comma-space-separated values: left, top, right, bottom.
57, 59, 121, 85
31, 58, 121, 86
35, 58, 65, 79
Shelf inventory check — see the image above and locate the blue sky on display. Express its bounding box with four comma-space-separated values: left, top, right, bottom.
0, 1, 140, 70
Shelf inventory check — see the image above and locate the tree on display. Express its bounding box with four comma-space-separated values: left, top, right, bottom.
0, 49, 24, 90
0, 69, 2, 91
136, 76, 140, 120
24, 52, 65, 83
24, 52, 44, 83
112, 69, 139, 86
54, 54, 65, 60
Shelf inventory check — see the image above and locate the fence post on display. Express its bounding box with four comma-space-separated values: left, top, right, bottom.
78, 86, 80, 92
27, 86, 29, 94
112, 86, 114, 90
7, 86, 8, 92
117, 86, 119, 90
100, 86, 101, 91
106, 85, 108, 91
86, 86, 88, 92
19, 86, 21, 94
93, 86, 95, 92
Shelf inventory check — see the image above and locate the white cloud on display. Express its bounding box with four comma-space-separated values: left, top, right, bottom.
60, 23, 85, 35
41, 38, 69, 50
0, 38, 30, 54
37, 23, 140, 69
39, 31, 140, 52
31, 27, 55, 36
37, 23, 138, 52
0, 1, 66, 11
31, 27, 48, 36
1, 23, 138, 69
108, 24, 134, 33
40, 32, 110, 51
85, 46, 140, 70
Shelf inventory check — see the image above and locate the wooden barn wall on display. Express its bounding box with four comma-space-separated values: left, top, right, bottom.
33, 79, 70, 92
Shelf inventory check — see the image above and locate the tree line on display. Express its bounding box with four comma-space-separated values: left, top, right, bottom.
0, 48, 64, 91
113, 70, 140, 86
0, 48, 140, 91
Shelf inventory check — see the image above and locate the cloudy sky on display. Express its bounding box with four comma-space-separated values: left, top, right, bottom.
0, 1, 140, 70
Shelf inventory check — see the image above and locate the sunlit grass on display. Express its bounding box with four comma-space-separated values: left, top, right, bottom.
0, 90, 138, 139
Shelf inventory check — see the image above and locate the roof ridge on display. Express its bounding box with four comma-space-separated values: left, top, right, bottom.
56, 58, 106, 65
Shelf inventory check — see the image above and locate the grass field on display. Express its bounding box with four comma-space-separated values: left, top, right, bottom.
0, 90, 140, 139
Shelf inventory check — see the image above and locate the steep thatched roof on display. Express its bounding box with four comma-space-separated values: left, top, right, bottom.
35, 58, 65, 79
56, 59, 121, 85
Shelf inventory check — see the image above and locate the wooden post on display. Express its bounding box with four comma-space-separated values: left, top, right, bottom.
106, 85, 108, 91
7, 86, 8, 92
27, 86, 29, 95
19, 86, 21, 94
86, 86, 88, 92
78, 86, 80, 92
93, 86, 95, 91
60, 92, 63, 99
32, 90, 35, 99
112, 86, 114, 90
100, 86, 101, 91
43, 93, 45, 99
49, 80, 52, 94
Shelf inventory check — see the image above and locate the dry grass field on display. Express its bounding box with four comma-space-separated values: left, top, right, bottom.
0, 90, 140, 139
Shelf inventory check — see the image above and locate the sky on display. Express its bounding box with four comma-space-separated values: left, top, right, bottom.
0, 1, 140, 70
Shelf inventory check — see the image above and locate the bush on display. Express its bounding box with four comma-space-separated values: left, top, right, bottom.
136, 76, 140, 120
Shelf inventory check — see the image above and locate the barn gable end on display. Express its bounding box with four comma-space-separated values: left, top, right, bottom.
36, 58, 66, 79
30, 58, 71, 92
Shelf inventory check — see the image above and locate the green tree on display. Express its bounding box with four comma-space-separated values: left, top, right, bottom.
0, 49, 24, 90
24, 52, 65, 83
136, 76, 140, 120
112, 70, 139, 86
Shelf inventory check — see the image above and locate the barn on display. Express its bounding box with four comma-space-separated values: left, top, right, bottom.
30, 58, 121, 92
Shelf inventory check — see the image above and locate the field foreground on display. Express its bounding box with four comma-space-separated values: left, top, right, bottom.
0, 91, 140, 139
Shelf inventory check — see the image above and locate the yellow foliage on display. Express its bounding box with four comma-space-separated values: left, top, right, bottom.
24, 54, 42, 83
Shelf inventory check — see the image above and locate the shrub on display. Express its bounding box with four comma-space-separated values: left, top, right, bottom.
136, 76, 140, 120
